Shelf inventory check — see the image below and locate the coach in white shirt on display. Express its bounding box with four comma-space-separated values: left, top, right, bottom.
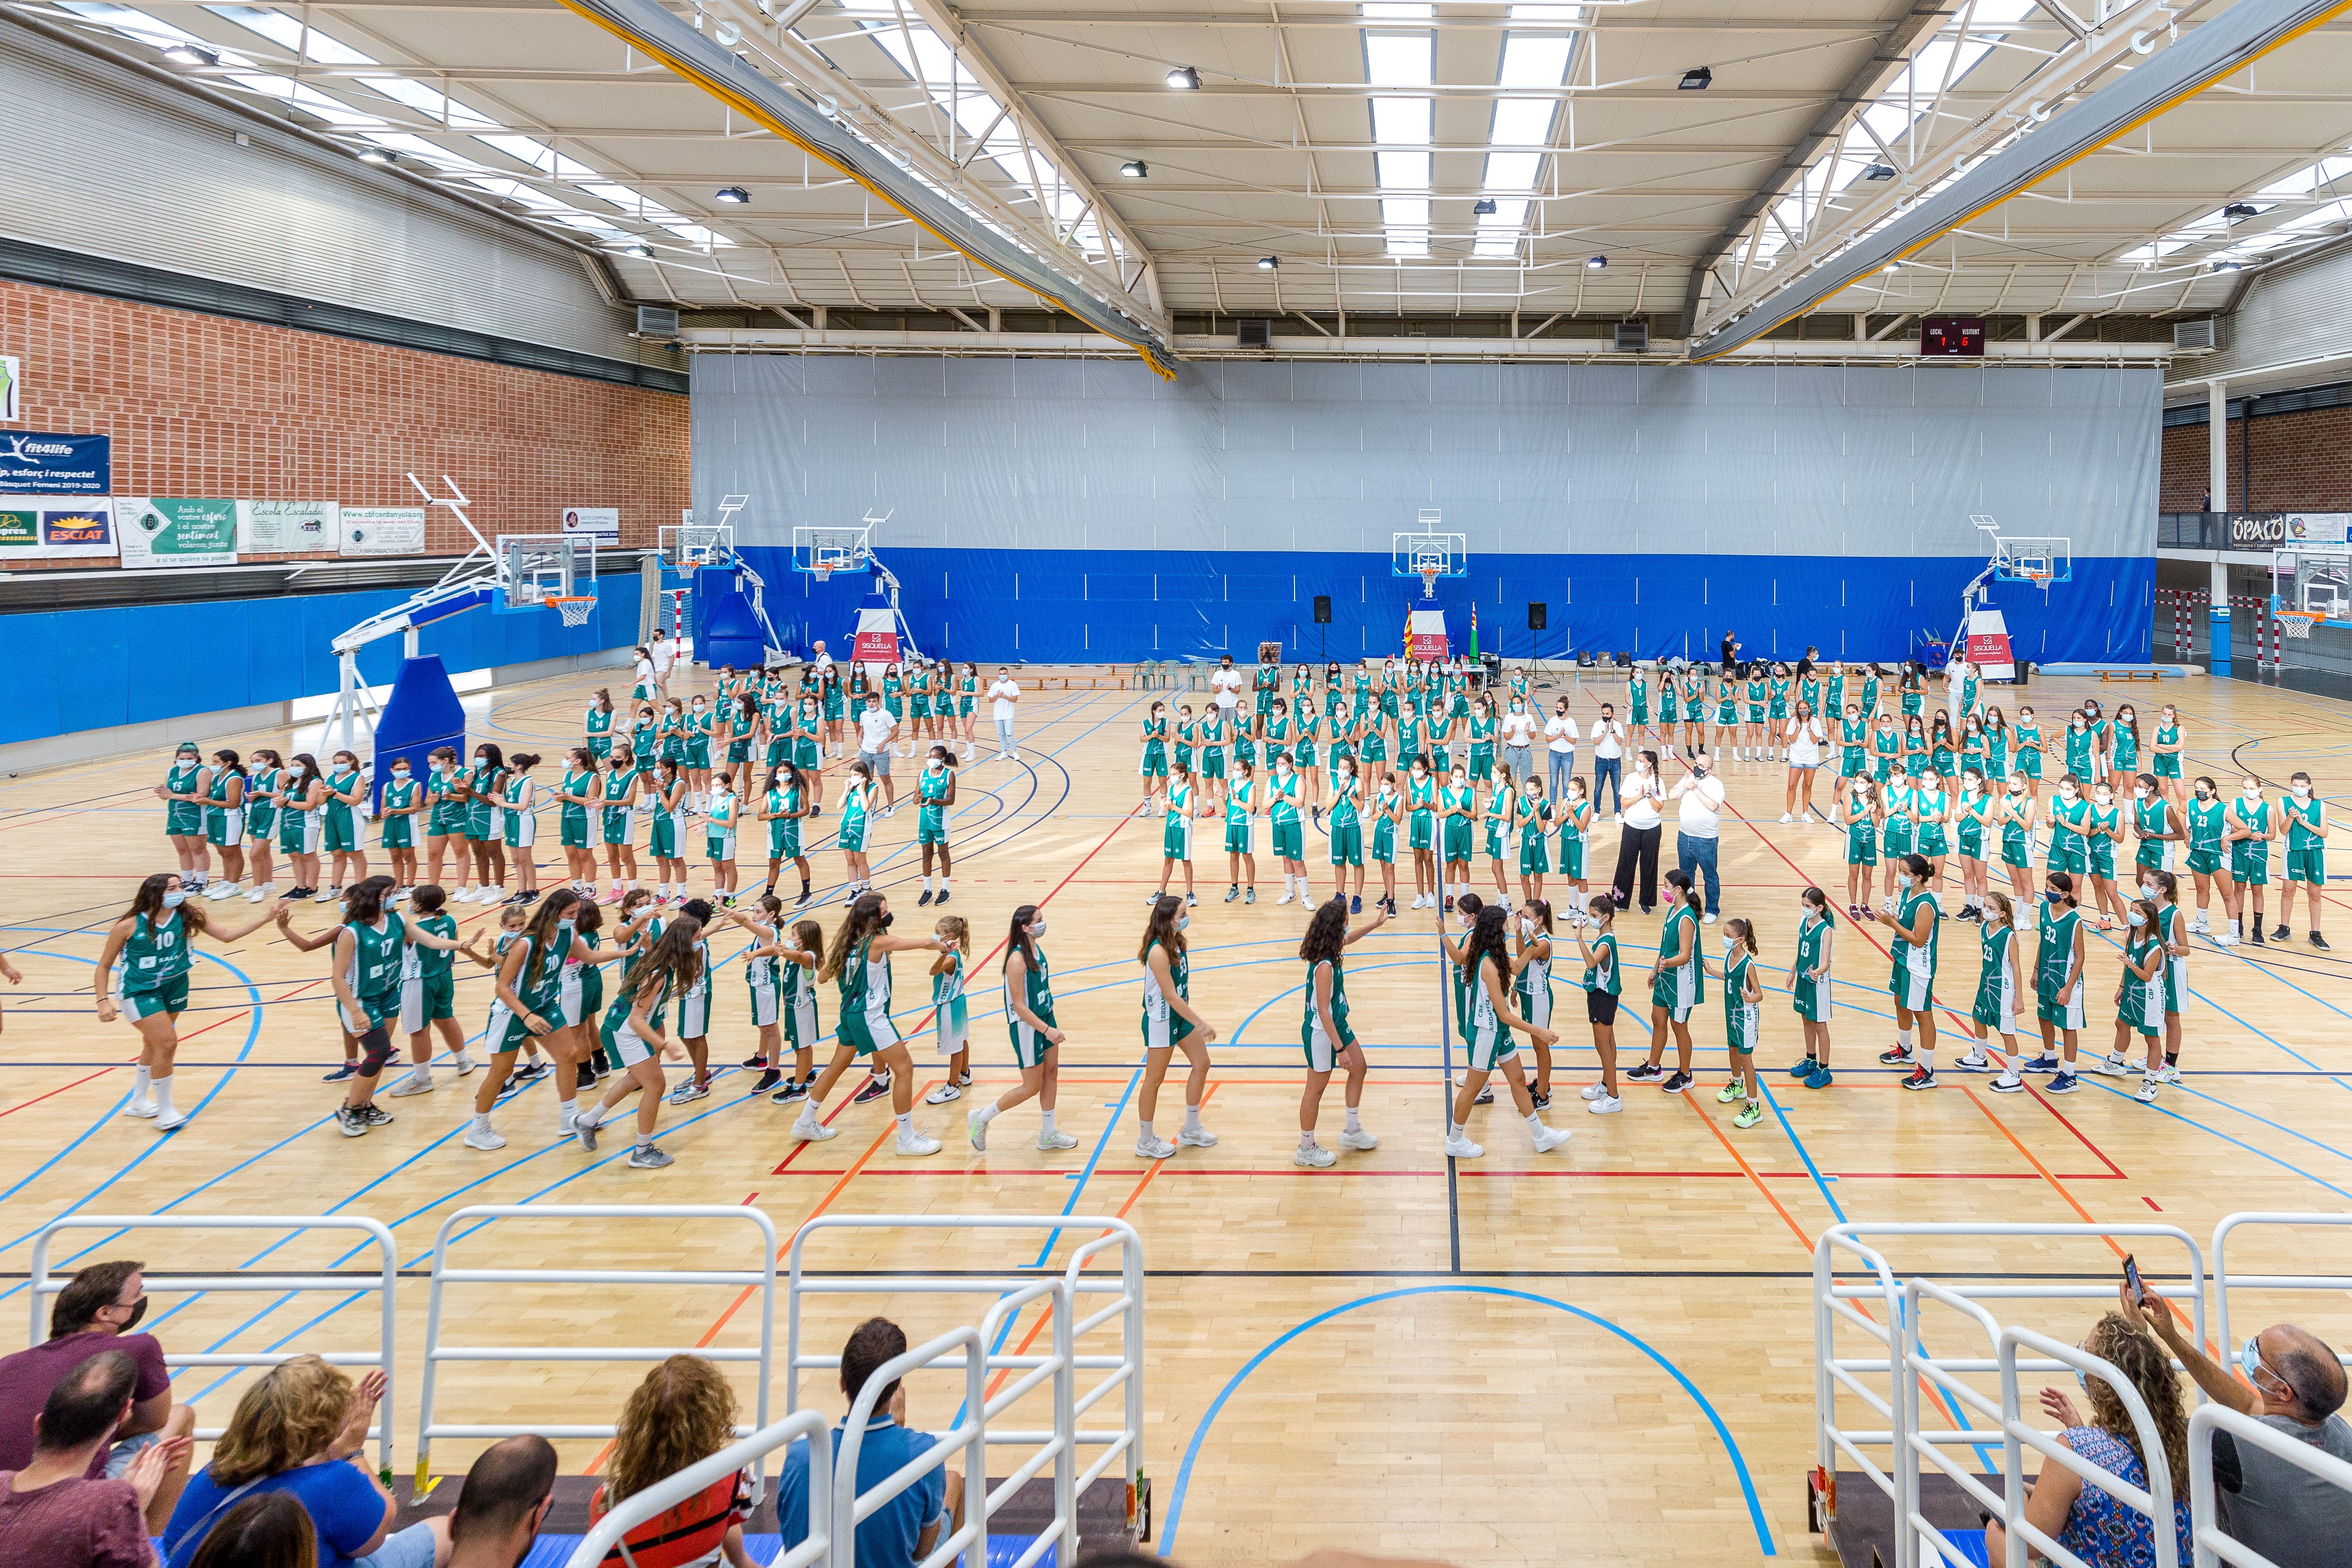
1210, 654, 1244, 720
1670, 752, 1728, 920
1542, 699, 1580, 804
856, 692, 900, 811
1501, 695, 1538, 784
987, 668, 1022, 760
1589, 703, 1626, 815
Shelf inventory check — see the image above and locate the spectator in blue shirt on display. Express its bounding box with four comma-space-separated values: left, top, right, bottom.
777, 1318, 963, 1568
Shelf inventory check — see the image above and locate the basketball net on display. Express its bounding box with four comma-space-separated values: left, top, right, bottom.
1419, 564, 1440, 599
2277, 608, 2319, 639
813, 563, 834, 584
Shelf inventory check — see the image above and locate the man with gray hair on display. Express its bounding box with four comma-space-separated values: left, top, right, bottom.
2121, 1284, 2352, 1568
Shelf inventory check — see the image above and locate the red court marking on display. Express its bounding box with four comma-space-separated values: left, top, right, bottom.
2143, 1196, 2164, 1212
1685, 1096, 1814, 1250
0, 1067, 115, 1119
2022, 1082, 2130, 1178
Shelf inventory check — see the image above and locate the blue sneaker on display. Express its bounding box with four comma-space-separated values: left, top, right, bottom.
1789, 1056, 1819, 1079
2046, 1070, 2080, 1095
1350, 894, 1361, 915
2020, 1054, 2061, 1074
1803, 1065, 1834, 1089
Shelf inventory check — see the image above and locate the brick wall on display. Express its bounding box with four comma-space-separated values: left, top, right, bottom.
1, 276, 687, 565
2159, 404, 2352, 511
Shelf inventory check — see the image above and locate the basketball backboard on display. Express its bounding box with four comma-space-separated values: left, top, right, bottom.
1392, 510, 1467, 599
793, 521, 874, 578
493, 533, 588, 610
659, 523, 734, 570
2274, 544, 2352, 622
1991, 535, 2071, 584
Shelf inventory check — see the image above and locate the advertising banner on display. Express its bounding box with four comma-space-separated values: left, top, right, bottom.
238, 500, 338, 555
0, 432, 109, 494
0, 356, 20, 424
561, 506, 619, 547
1408, 608, 1449, 661
339, 506, 427, 557
118, 497, 238, 568
851, 597, 900, 665
2282, 513, 2351, 546
1965, 607, 2016, 682
0, 497, 117, 559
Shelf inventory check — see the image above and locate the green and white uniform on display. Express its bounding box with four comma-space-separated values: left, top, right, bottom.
558, 768, 593, 849
1844, 793, 1878, 867
2132, 795, 2173, 873
600, 970, 669, 1068
745, 933, 782, 1028
1223, 777, 1256, 856
837, 780, 870, 854
1440, 784, 1475, 864
1005, 944, 1057, 1067
339, 913, 408, 1034
1913, 787, 1950, 858
600, 766, 636, 847
204, 768, 241, 849
1722, 949, 1758, 1056
2185, 795, 2225, 875
1327, 775, 1363, 867
400, 909, 459, 1033
485, 927, 566, 1053
1370, 786, 1399, 864
1955, 786, 1988, 862
706, 788, 737, 862
916, 764, 951, 846
586, 704, 614, 760
2152, 722, 2182, 780
1300, 955, 1353, 1071
245, 765, 280, 843
379, 777, 419, 851
782, 948, 820, 1054
1583, 930, 1621, 999
2046, 793, 2090, 875
1791, 911, 1832, 1022
1653, 902, 1702, 1020
324, 768, 364, 853
2283, 792, 2326, 885
767, 782, 803, 862
836, 935, 898, 1056
501, 774, 538, 850
931, 951, 967, 1055
279, 775, 321, 857
2035, 900, 2085, 1030
1140, 935, 1195, 1053
2000, 793, 2034, 870
164, 759, 204, 837
1514, 929, 1553, 1033
1971, 922, 2018, 1035
118, 909, 192, 1020
2085, 800, 2119, 880
2118, 931, 2161, 1037
2229, 795, 2272, 886
1139, 716, 1170, 778
1162, 779, 1196, 862
1268, 767, 1303, 860
1889, 885, 1938, 1011
1463, 953, 1517, 1071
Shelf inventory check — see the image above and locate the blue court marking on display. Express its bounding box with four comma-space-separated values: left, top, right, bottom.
2164, 1081, 2352, 1170
1757, 1082, 1844, 1225
1158, 1284, 1775, 1558
2074, 924, 2350, 1094
2080, 1080, 2352, 1203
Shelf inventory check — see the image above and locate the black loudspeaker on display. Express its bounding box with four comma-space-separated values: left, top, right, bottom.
1528, 602, 1548, 631
1312, 595, 1332, 625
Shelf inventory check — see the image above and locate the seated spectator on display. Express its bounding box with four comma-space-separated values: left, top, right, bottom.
777, 1318, 964, 1568
447, 1436, 556, 1568
2120, 1283, 2352, 1567
1984, 1309, 2193, 1568
187, 1492, 316, 1568
160, 1357, 449, 1568
0, 1258, 196, 1532
586, 1356, 755, 1568
0, 1349, 189, 1568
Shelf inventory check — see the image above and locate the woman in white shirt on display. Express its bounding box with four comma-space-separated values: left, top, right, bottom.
1609, 751, 1666, 913
1501, 697, 1539, 786
1543, 700, 1580, 805
1782, 700, 1828, 824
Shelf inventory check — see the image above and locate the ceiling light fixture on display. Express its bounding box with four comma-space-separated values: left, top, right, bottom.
622, 243, 653, 258
2210, 259, 2246, 272
1679, 66, 1712, 90
1863, 163, 1897, 180
1256, 255, 1278, 270
1881, 263, 1899, 274
714, 186, 751, 204
1120, 160, 1147, 178
1473, 198, 1498, 216
358, 147, 394, 165
1586, 254, 1607, 270
2223, 202, 2259, 220
161, 43, 217, 66
1166, 65, 1201, 90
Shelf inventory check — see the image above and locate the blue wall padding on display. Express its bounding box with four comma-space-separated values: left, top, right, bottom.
371, 655, 467, 807
693, 565, 766, 670
738, 546, 2152, 668
1, 573, 641, 747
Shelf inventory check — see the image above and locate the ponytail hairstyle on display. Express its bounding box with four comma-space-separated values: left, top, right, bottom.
1724, 916, 1760, 958
1665, 869, 1702, 919
1522, 898, 1553, 936
2151, 870, 2178, 905
1902, 853, 1931, 882
1800, 885, 1831, 923
617, 887, 656, 925
633, 916, 704, 1004
252, 748, 283, 773
2193, 774, 2217, 799
1140, 895, 1187, 965
572, 899, 605, 939
751, 892, 784, 923
1585, 894, 1615, 929
594, 688, 613, 714
1464, 904, 1513, 990
790, 920, 825, 960
1003, 904, 1042, 976
656, 757, 681, 784
508, 753, 541, 773
341, 876, 395, 925
2046, 870, 2078, 907
935, 915, 970, 955
1982, 890, 2013, 928
212, 748, 247, 780
410, 885, 448, 915
568, 748, 594, 771
822, 893, 891, 982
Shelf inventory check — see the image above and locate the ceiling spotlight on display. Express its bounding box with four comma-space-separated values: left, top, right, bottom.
622, 243, 653, 258
161, 43, 217, 66
2210, 259, 2246, 272
714, 185, 750, 204
1120, 160, 1148, 178
1473, 198, 1498, 216
1679, 65, 1712, 90
1586, 254, 1607, 270
358, 147, 394, 165
1863, 162, 1897, 180
1256, 255, 1278, 270
1166, 65, 1201, 90
1880, 263, 1899, 274
2223, 202, 2259, 220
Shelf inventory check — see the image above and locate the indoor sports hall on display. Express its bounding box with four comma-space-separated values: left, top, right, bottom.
3, 1, 2351, 1566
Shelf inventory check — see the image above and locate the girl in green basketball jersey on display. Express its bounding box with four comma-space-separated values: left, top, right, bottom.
971, 904, 1077, 1154
2109, 704, 2142, 786
1571, 894, 1624, 1113
1138, 701, 1170, 816
556, 748, 599, 896
2083, 777, 2126, 932
584, 688, 615, 762
705, 769, 740, 906
1443, 904, 1570, 1158
1837, 776, 1879, 920
1956, 890, 2025, 1091
914, 746, 956, 906
287, 877, 466, 1136
95, 872, 278, 1131
1369, 770, 1403, 917
1221, 758, 1261, 906
923, 914, 973, 1104
466, 891, 594, 1150
459, 744, 505, 905
242, 748, 283, 904
2224, 774, 2278, 944
573, 917, 703, 1169
685, 695, 716, 811
1328, 755, 1368, 913
321, 749, 372, 904
2274, 771, 2330, 947
2184, 775, 2234, 942
2026, 872, 2089, 1093
2141, 870, 2189, 1082
501, 754, 543, 903
1406, 756, 1439, 909
1154, 761, 1208, 909
835, 762, 877, 906
1954, 768, 1994, 923
1439, 762, 1476, 907
1869, 713, 1901, 784
1135, 894, 1218, 1159
791, 893, 954, 1156
377, 753, 423, 900
596, 748, 642, 904
1294, 895, 1388, 1169
2108, 897, 2169, 1102
1512, 899, 1557, 1108
197, 750, 249, 902
1512, 772, 1552, 910
417, 747, 463, 902
1997, 771, 2037, 902
1787, 888, 1836, 1089
758, 762, 815, 909
1627, 871, 1704, 1092
278, 753, 327, 902
2150, 704, 2186, 808
644, 758, 688, 902
1700, 918, 1764, 1129
957, 662, 982, 759
382, 883, 474, 1098
1872, 853, 1942, 1090
158, 742, 212, 891
754, 914, 827, 1103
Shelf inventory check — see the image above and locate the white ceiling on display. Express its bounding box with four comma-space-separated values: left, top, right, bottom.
26, 0, 2352, 326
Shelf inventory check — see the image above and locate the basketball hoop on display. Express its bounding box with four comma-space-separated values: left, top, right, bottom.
2277, 608, 2322, 639
547, 596, 597, 628
1418, 564, 1441, 599
812, 562, 835, 584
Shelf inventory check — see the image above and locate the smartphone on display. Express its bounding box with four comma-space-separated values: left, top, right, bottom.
2123, 1253, 2145, 1306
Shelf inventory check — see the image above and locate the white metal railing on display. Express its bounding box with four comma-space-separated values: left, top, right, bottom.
1996, 1325, 2183, 1568
1902, 1278, 2012, 1568
562, 1410, 834, 1568
2189, 1403, 2352, 1568
415, 1205, 777, 1490
786, 1213, 1144, 1533
2211, 1213, 2352, 1384
1813, 1221, 2207, 1568
28, 1215, 399, 1474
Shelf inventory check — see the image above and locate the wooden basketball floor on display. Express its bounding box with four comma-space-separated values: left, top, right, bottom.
2, 663, 2347, 1566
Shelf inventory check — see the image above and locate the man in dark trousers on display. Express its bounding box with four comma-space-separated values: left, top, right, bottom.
1719, 630, 1740, 671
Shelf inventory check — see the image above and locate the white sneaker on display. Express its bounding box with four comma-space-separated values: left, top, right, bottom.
1778, 813, 1793, 824
452, 1053, 477, 1077
244, 885, 270, 903
314, 885, 343, 904
1800, 812, 1816, 824
924, 1082, 964, 1105
1009, 752, 1020, 762
1579, 1082, 1611, 1100
967, 1109, 988, 1151
387, 1075, 434, 1098
1991, 1074, 2024, 1094
1702, 913, 1718, 924
155, 1108, 192, 1132
122, 1100, 158, 1119
791, 1115, 838, 1142
209, 881, 241, 900
1293, 1140, 1337, 1168
1337, 1126, 1380, 1151
1953, 1051, 1992, 1072
1178, 1125, 1219, 1147
1443, 1132, 1485, 1159
1275, 890, 1294, 906
1134, 1133, 1178, 1159
463, 1126, 507, 1151
2153, 1065, 2181, 1085
1586, 1093, 1623, 1114
895, 1127, 942, 1156
1531, 1124, 1572, 1153
2133, 1078, 2160, 1104
1037, 1129, 1080, 1152
559, 1105, 579, 1131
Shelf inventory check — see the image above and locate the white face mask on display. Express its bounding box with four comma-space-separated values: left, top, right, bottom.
392, 767, 410, 780
1898, 873, 1913, 889
2127, 908, 2148, 927
162, 890, 187, 908
2293, 783, 2312, 796
1412, 766, 1428, 779
1028, 921, 1047, 938
2134, 786, 2149, 800
1176, 914, 1190, 933
2245, 785, 2263, 799
2138, 883, 2157, 899
927, 760, 944, 773
2059, 785, 2078, 800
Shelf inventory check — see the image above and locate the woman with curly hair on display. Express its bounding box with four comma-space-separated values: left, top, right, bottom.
1983, 1307, 2193, 1568
586, 1355, 755, 1568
